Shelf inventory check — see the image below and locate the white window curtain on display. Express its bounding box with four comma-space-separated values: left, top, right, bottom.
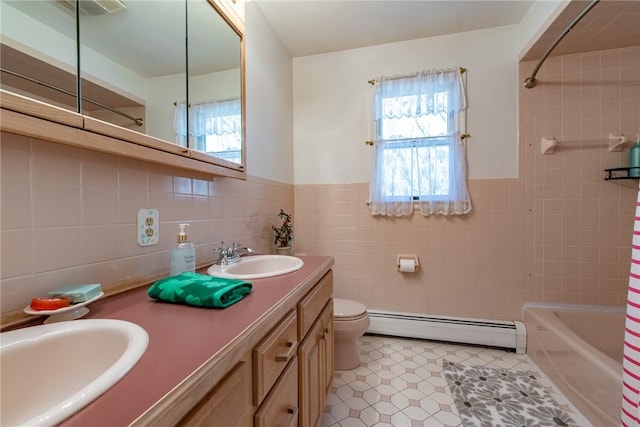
369, 68, 472, 217
173, 101, 188, 147
173, 98, 241, 151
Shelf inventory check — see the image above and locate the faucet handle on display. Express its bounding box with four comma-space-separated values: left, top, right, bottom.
214, 241, 226, 253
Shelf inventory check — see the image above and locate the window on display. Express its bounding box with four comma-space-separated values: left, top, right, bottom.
369, 68, 471, 216
174, 98, 242, 164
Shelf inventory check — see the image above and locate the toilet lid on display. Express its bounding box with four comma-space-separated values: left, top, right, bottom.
334, 298, 367, 320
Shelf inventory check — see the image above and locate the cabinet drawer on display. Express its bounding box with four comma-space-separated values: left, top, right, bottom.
177, 355, 252, 427
297, 271, 333, 340
254, 358, 299, 427
253, 310, 298, 405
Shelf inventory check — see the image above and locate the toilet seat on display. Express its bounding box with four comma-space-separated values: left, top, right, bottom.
334, 298, 367, 321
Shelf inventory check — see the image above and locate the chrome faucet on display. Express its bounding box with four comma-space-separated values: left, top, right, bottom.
214, 241, 254, 266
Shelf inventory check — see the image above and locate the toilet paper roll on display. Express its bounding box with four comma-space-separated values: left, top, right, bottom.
398, 259, 416, 273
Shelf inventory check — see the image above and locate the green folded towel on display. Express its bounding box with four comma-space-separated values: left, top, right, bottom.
148, 272, 252, 308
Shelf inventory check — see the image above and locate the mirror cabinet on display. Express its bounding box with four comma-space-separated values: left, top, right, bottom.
0, 0, 245, 177
1, 0, 78, 111
187, 0, 243, 166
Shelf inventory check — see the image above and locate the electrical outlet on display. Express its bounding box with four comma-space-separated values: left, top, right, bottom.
137, 209, 159, 246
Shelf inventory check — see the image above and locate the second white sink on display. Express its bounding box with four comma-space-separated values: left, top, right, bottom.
1, 319, 148, 427
207, 255, 304, 280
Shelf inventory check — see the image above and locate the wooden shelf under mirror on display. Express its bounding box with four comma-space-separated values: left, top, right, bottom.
1, 91, 245, 179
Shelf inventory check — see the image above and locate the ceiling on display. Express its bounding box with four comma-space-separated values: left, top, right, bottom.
3, 0, 638, 82
254, 0, 640, 60
5, 0, 638, 71
254, 0, 535, 58
521, 0, 640, 61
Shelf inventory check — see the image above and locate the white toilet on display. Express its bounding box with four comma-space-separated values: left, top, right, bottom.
333, 298, 370, 370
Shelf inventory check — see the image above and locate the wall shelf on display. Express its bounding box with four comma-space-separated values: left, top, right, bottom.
604, 167, 640, 180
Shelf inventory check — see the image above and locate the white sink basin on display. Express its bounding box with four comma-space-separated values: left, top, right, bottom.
0, 319, 148, 427
207, 255, 304, 279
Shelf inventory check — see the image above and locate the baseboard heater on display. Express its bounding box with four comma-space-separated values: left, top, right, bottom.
367, 310, 527, 354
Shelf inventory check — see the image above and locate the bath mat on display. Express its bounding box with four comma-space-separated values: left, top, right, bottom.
443, 360, 578, 427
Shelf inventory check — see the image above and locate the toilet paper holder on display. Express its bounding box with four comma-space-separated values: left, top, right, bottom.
397, 254, 419, 271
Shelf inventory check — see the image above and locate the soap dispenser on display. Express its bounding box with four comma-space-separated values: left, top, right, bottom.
631, 135, 640, 178
170, 223, 196, 276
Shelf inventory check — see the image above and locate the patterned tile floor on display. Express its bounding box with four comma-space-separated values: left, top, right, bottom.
321, 334, 588, 427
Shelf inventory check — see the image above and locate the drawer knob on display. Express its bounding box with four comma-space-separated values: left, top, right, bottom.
275, 341, 297, 362
277, 406, 298, 427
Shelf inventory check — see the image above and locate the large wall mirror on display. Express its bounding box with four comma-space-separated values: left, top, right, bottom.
187, 0, 242, 165
0, 0, 244, 170
1, 0, 78, 111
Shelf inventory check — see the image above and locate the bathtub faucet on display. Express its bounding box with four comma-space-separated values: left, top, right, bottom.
214, 241, 254, 266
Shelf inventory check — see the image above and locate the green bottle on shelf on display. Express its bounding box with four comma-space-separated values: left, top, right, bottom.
630, 136, 640, 178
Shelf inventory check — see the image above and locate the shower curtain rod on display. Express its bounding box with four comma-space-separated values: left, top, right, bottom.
523, 0, 600, 89
0, 67, 144, 126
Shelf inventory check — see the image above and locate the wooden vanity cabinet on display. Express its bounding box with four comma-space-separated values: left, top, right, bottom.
177, 353, 253, 427
254, 358, 299, 427
321, 303, 334, 397
298, 301, 333, 427
253, 310, 298, 405
297, 272, 333, 339
177, 270, 334, 427
255, 270, 334, 427
297, 271, 334, 427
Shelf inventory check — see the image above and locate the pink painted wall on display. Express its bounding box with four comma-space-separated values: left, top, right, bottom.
295, 46, 640, 321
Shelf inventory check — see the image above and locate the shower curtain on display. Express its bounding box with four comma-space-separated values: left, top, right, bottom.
622, 183, 640, 426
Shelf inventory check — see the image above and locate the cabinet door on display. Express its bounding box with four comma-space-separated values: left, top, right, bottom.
177, 354, 253, 427
298, 315, 323, 427
298, 299, 334, 427
320, 300, 334, 397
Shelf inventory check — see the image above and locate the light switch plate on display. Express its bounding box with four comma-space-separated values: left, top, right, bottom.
137, 209, 159, 246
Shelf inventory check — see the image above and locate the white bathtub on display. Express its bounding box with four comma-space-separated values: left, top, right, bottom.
523, 304, 625, 427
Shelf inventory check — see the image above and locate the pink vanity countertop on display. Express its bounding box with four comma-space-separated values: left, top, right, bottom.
58, 255, 334, 427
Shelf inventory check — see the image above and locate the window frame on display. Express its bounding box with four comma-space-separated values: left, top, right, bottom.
374, 81, 460, 203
